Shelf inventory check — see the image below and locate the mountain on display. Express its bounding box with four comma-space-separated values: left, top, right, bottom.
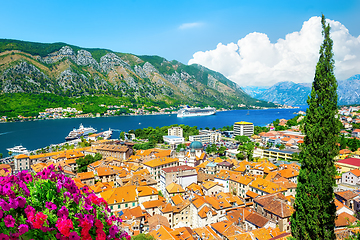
254, 74, 360, 105
254, 81, 311, 105
242, 86, 269, 98
0, 39, 274, 110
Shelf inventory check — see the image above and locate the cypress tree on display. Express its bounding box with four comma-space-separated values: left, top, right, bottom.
291, 14, 339, 240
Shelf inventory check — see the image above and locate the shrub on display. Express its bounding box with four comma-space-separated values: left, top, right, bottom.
0, 165, 130, 240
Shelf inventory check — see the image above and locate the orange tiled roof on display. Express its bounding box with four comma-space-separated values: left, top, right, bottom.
137, 186, 158, 197
335, 190, 359, 201
97, 166, 118, 176
166, 182, 185, 194
77, 171, 95, 180
100, 186, 137, 204
335, 212, 358, 227
143, 157, 179, 168
142, 199, 166, 209
171, 194, 184, 205
250, 178, 285, 194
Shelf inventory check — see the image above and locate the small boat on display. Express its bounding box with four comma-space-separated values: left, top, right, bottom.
246, 111, 250, 115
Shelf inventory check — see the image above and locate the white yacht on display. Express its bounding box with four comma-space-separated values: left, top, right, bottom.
7, 145, 29, 155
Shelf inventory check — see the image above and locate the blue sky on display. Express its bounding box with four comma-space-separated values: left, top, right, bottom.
1, 0, 359, 86
1, 0, 358, 63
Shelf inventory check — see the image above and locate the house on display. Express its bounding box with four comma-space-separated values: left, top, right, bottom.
14, 154, 31, 172
253, 193, 294, 232
172, 200, 192, 228
335, 190, 359, 210
193, 226, 222, 240
137, 186, 159, 204
210, 220, 245, 239
352, 129, 360, 138
342, 169, 360, 186
191, 196, 218, 229
244, 209, 276, 231
335, 199, 355, 216
96, 166, 118, 183
335, 212, 358, 228
96, 145, 131, 160
249, 178, 286, 197
148, 214, 170, 232
202, 181, 224, 196
100, 186, 138, 212
143, 157, 179, 181
337, 158, 360, 172
229, 174, 254, 198
160, 165, 197, 198
165, 182, 185, 200
76, 171, 95, 186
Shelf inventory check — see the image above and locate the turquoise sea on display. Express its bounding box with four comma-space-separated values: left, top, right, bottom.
0, 106, 307, 157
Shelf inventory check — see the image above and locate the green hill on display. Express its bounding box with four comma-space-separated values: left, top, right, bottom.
0, 39, 276, 117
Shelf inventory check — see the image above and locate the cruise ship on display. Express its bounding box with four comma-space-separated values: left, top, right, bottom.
177, 106, 216, 117
65, 123, 97, 140
6, 145, 29, 155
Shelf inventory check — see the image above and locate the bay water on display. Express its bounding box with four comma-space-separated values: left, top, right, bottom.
0, 107, 307, 157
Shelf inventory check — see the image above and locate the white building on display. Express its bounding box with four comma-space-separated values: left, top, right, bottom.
342, 169, 360, 186
160, 165, 197, 197
233, 121, 254, 137
189, 131, 221, 144
163, 135, 185, 145
168, 127, 183, 137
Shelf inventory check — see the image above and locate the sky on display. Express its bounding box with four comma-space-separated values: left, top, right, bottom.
1, 0, 360, 87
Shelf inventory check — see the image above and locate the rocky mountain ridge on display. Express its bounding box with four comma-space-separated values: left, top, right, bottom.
253, 74, 360, 105
0, 39, 274, 108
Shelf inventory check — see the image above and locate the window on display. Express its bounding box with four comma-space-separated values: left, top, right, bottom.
125, 203, 128, 208
133, 202, 135, 206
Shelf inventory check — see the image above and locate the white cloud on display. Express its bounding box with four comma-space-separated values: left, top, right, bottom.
179, 22, 203, 30
188, 16, 360, 86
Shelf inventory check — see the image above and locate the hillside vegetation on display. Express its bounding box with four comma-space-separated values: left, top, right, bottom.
0, 39, 276, 117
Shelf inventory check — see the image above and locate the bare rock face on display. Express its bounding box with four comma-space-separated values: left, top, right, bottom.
76, 50, 99, 69
134, 65, 148, 79
0, 61, 52, 93
142, 62, 159, 78
42, 46, 76, 64
100, 53, 132, 73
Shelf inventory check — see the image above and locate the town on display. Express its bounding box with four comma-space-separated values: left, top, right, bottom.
1, 105, 360, 239
0, 103, 298, 122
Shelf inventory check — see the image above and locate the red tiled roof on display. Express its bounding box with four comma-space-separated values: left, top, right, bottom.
338, 158, 360, 167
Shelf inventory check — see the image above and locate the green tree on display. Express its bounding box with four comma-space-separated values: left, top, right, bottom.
291, 15, 339, 240
131, 233, 155, 240
176, 143, 187, 152
119, 132, 125, 140
340, 134, 347, 150
235, 135, 250, 143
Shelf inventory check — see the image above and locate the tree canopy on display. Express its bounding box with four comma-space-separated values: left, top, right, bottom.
291, 15, 339, 240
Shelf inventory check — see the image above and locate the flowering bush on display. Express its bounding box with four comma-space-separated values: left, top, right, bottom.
0, 165, 131, 240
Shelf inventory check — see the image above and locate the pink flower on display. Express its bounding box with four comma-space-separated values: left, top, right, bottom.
57, 206, 69, 219
0, 233, 9, 240
16, 196, 26, 208
0, 199, 10, 211
4, 215, 15, 227
45, 201, 57, 210
56, 218, 74, 237
69, 232, 80, 240
18, 224, 29, 235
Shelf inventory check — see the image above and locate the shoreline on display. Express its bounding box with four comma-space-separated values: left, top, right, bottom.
0, 106, 302, 124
